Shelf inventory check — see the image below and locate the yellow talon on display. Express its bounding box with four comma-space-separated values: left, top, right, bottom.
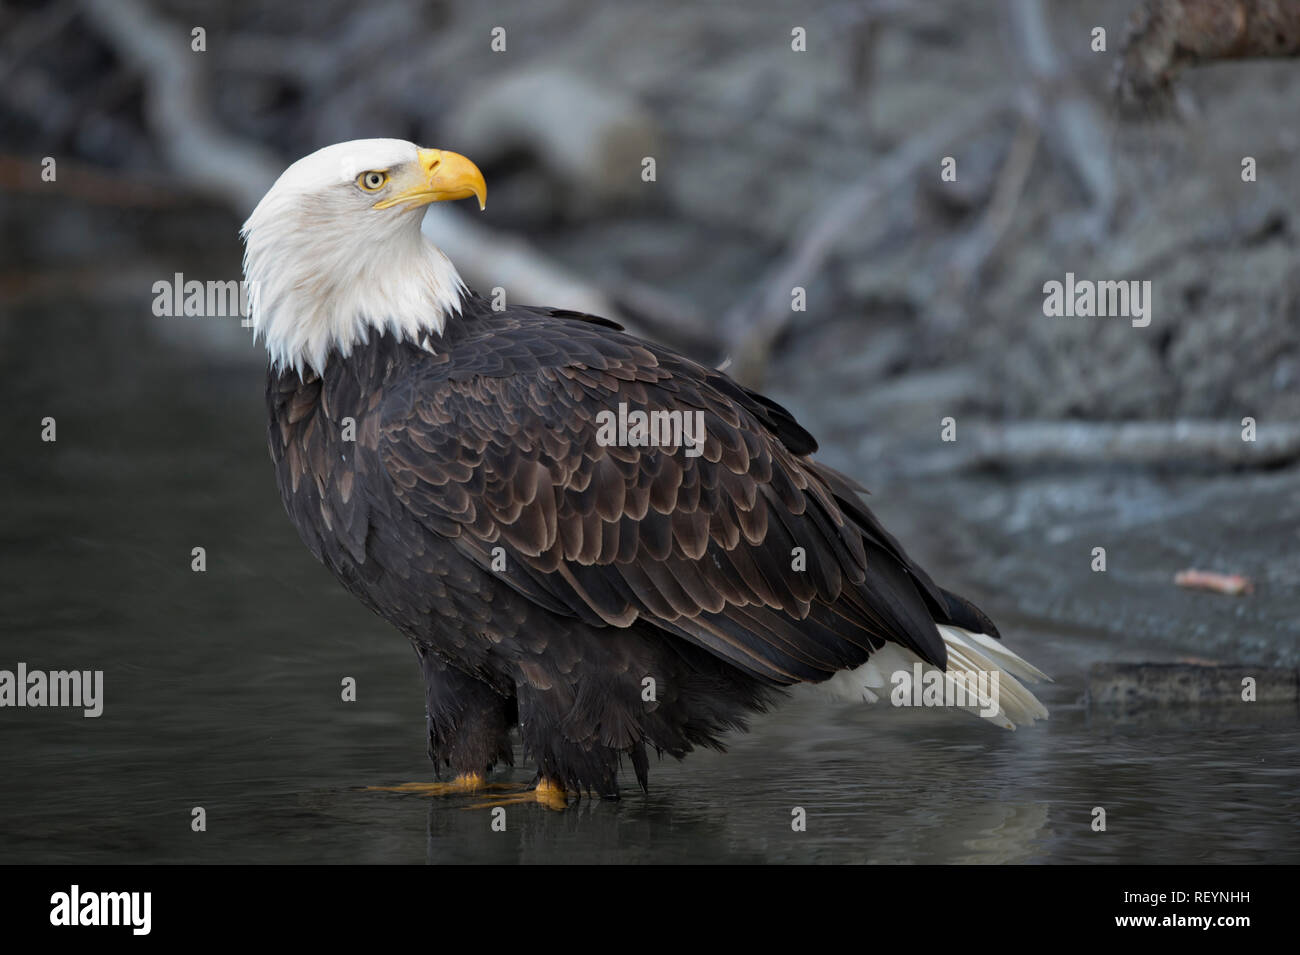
532, 778, 569, 810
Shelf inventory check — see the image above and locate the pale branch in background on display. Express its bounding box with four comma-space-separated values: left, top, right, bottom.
724, 0, 1124, 386
886, 420, 1300, 475
1007, 0, 1115, 235
940, 113, 1040, 300
76, 0, 281, 213
928, 0, 1113, 332
719, 91, 1014, 387
70, 0, 691, 341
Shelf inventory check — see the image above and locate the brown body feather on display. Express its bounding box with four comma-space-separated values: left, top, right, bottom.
267, 292, 998, 795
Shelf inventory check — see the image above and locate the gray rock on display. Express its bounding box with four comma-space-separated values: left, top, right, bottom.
1087, 662, 1298, 706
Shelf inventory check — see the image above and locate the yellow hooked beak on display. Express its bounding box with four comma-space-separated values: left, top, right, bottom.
374, 149, 487, 211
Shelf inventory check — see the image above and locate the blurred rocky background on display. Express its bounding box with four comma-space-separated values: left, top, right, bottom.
2, 0, 1298, 670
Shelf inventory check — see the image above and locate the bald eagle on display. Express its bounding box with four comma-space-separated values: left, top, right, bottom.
242, 139, 1047, 802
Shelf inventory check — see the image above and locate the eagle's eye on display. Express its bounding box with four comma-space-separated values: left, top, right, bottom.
358, 170, 389, 192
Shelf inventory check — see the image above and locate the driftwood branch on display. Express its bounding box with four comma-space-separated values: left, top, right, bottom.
892, 420, 1300, 474
1008, 0, 1115, 231
603, 276, 720, 357
1117, 0, 1300, 111
718, 90, 1013, 386
932, 0, 1115, 323
942, 112, 1040, 296
420, 206, 620, 321
74, 0, 679, 338
76, 0, 281, 212
723, 0, 1126, 385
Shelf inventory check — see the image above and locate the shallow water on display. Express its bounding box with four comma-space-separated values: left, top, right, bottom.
2, 307, 1297, 864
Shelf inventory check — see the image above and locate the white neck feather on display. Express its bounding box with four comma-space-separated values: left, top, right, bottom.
242, 209, 465, 377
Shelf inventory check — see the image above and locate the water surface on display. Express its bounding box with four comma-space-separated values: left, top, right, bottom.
2, 306, 1296, 864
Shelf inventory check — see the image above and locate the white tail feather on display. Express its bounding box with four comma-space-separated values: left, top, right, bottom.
806, 625, 1050, 730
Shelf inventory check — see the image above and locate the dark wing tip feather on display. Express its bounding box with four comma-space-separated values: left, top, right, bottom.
937, 587, 1003, 639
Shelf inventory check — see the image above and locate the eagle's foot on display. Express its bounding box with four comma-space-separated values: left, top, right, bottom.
366, 773, 511, 796
464, 777, 569, 812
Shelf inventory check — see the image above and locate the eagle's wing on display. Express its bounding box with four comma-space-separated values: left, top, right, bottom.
378, 310, 960, 686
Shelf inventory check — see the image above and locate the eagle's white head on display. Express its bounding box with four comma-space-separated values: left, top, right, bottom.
241, 138, 487, 376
